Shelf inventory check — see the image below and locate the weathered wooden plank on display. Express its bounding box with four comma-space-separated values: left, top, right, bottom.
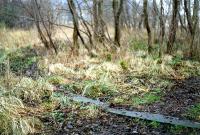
69, 95, 200, 129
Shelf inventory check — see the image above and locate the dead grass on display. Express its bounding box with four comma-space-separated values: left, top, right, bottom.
1, 26, 200, 134
36, 49, 200, 100
0, 73, 55, 135
0, 28, 39, 49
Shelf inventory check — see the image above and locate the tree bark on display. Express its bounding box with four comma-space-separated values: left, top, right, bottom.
143, 0, 153, 54
124, 0, 131, 27
184, 0, 199, 57
93, 0, 99, 41
77, 1, 93, 53
178, 11, 187, 32
34, 0, 57, 54
68, 0, 79, 55
98, 0, 105, 42
152, 0, 159, 44
159, 0, 165, 57
166, 0, 180, 54
93, 0, 105, 43
113, 0, 123, 47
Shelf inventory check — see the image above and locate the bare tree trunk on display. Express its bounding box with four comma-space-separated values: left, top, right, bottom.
68, 0, 79, 55
98, 0, 105, 42
34, 0, 57, 54
138, 14, 143, 29
143, 0, 153, 54
192, 0, 199, 56
152, 0, 159, 44
121, 0, 130, 28
184, 0, 193, 36
184, 0, 199, 57
113, 0, 123, 47
93, 0, 99, 41
166, 0, 179, 54
159, 0, 165, 57
178, 11, 187, 32
132, 0, 137, 28
124, 0, 131, 27
26, 0, 58, 54
77, 1, 93, 52
93, 0, 105, 43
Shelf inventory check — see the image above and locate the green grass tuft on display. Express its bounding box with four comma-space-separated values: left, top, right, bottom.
120, 60, 129, 71
132, 88, 161, 106
106, 53, 112, 61
130, 40, 147, 51
184, 104, 200, 120
48, 75, 64, 85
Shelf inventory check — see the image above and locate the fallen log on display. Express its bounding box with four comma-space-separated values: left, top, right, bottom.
67, 94, 200, 129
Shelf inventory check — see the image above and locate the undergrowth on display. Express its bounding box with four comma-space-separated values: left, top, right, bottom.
0, 74, 54, 135
0, 46, 39, 77
1, 42, 200, 134
184, 104, 200, 120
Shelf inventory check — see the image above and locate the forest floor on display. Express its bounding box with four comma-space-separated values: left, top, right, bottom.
45, 74, 200, 135
1, 45, 200, 135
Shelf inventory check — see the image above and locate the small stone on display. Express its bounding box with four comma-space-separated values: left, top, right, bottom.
132, 131, 138, 134
67, 122, 73, 129
113, 124, 118, 128
77, 120, 82, 125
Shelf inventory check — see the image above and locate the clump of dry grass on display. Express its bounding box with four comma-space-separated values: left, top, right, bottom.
13, 77, 53, 104
0, 75, 54, 135
0, 94, 43, 135
40, 49, 200, 103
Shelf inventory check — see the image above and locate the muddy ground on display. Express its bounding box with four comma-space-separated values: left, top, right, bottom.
148, 77, 200, 118
40, 77, 200, 135
104, 77, 200, 119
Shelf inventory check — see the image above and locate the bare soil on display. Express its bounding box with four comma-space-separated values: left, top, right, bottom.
41, 77, 200, 135
148, 77, 200, 119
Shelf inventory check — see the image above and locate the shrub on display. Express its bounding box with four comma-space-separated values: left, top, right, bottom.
0, 47, 38, 76
8, 47, 37, 74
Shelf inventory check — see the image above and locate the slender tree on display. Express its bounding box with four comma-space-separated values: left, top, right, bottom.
166, 0, 180, 54
93, 0, 105, 43
68, 0, 79, 55
93, 0, 99, 41
98, 0, 105, 42
34, 0, 57, 54
23, 0, 57, 54
159, 0, 165, 56
184, 0, 199, 57
113, 0, 123, 47
143, 0, 153, 54
80, 5, 93, 52
152, 0, 159, 44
